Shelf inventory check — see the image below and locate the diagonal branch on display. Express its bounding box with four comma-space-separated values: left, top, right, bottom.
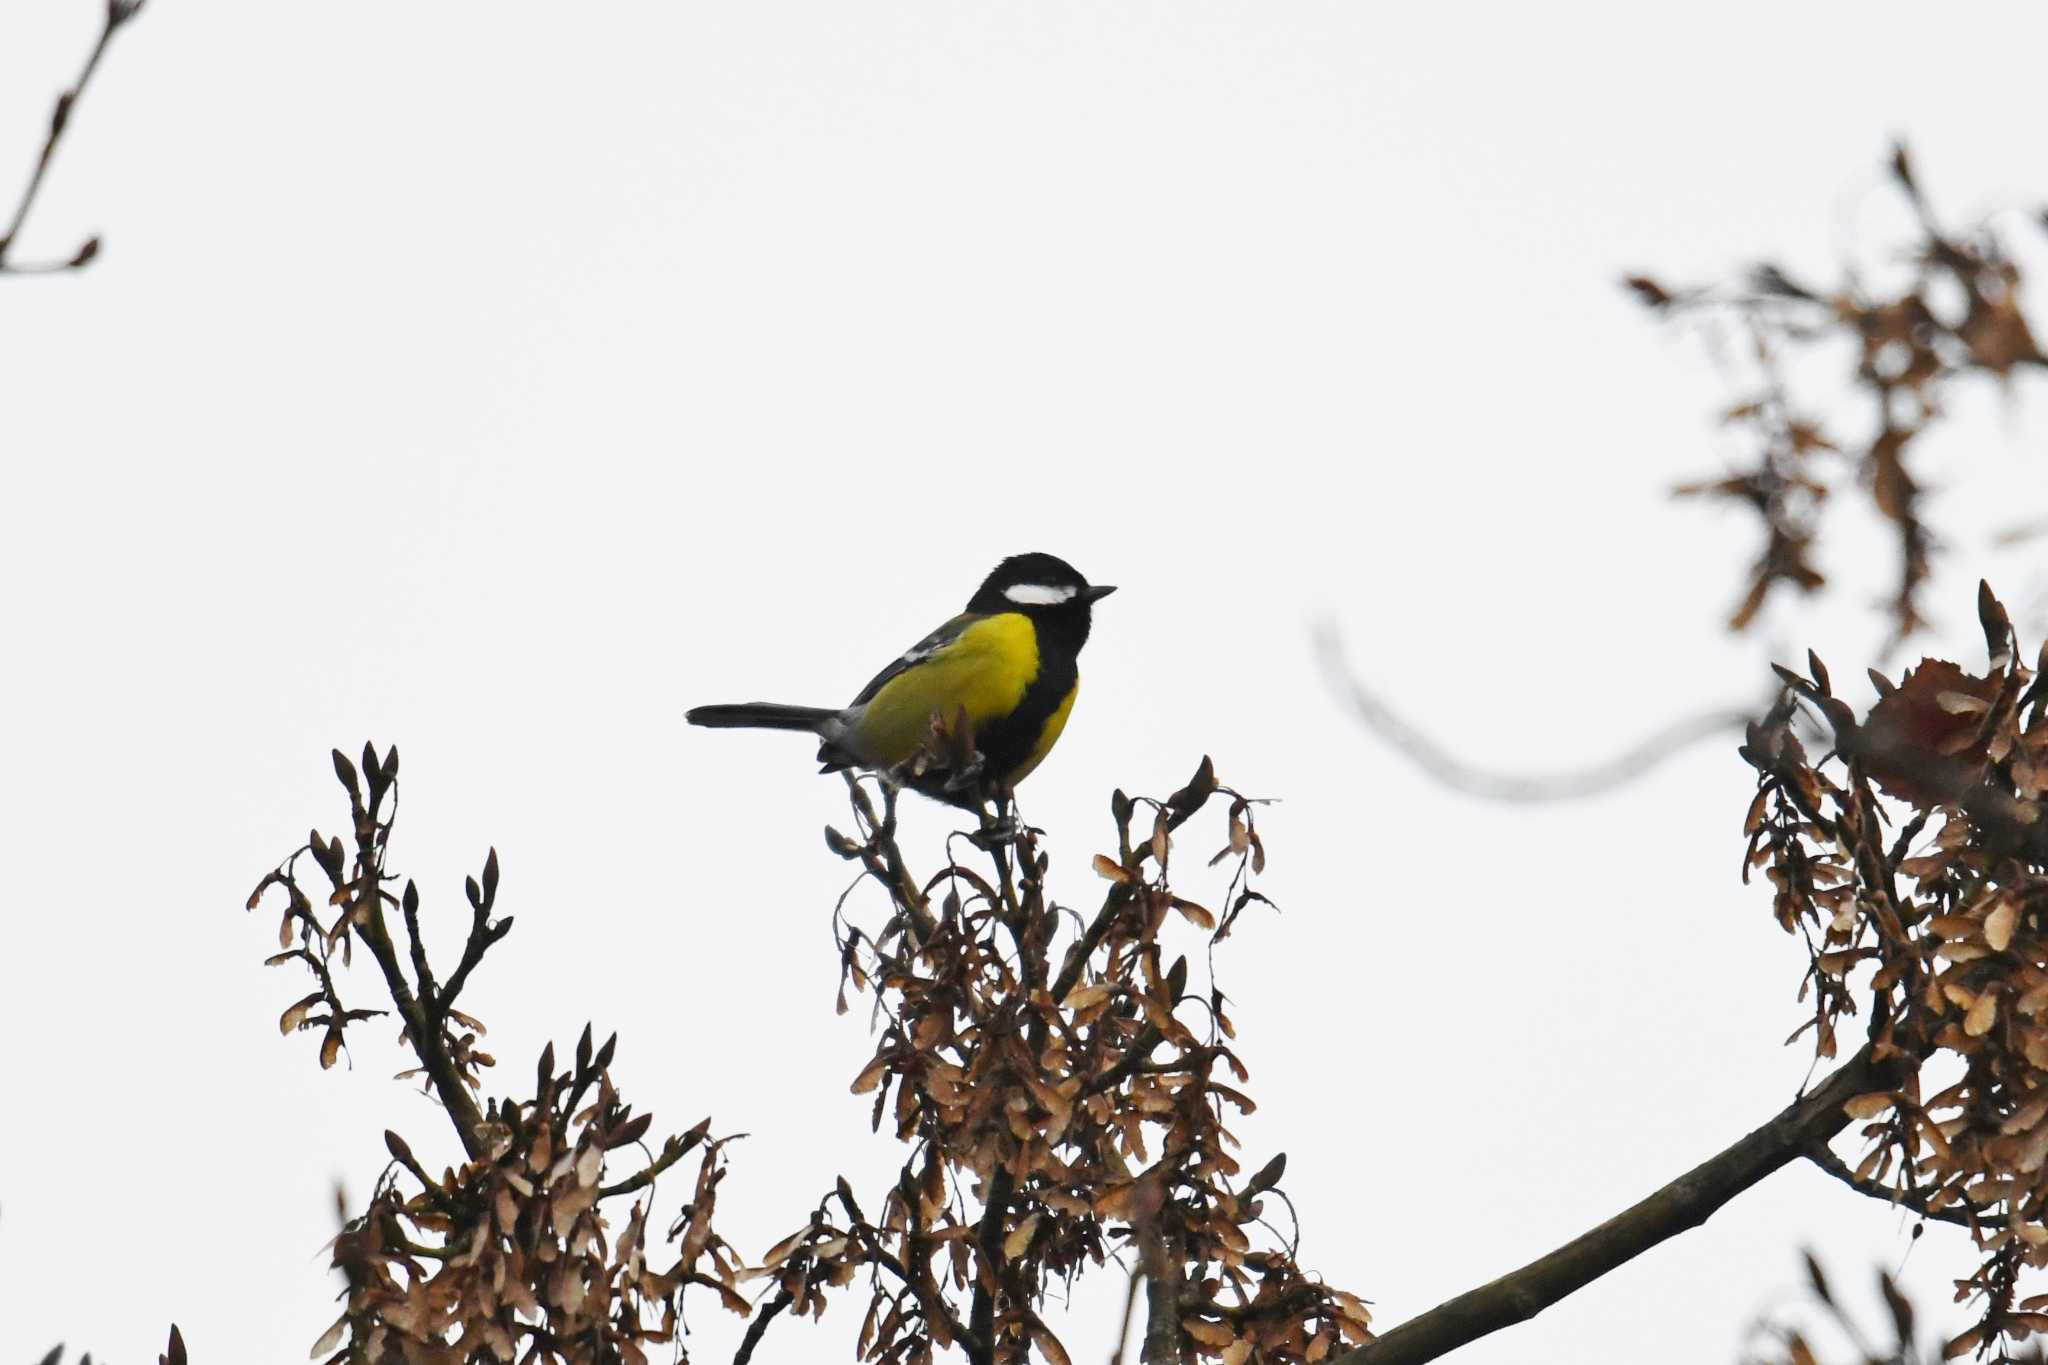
1314, 625, 1754, 802
732, 1286, 793, 1365
1, 0, 145, 275
1331, 1041, 1906, 1365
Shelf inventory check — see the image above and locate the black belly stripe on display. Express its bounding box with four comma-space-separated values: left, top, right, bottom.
978, 648, 1078, 783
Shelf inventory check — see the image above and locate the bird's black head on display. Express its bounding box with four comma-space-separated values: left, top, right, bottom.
967, 553, 1116, 649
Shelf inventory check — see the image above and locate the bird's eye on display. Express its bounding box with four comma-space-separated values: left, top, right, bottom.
1003, 583, 1079, 606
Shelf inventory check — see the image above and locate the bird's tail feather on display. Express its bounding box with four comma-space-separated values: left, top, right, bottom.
686, 702, 837, 733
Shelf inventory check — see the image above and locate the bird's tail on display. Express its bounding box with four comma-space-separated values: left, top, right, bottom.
686, 702, 837, 733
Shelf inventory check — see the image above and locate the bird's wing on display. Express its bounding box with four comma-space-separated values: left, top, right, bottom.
848, 613, 980, 706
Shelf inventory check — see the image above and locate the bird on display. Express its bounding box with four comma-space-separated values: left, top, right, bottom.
686, 553, 1115, 811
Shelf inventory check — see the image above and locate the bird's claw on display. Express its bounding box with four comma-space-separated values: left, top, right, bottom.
940, 753, 986, 794
972, 813, 1020, 849
971, 811, 1043, 850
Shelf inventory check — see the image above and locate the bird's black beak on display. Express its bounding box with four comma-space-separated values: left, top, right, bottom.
1083, 584, 1118, 603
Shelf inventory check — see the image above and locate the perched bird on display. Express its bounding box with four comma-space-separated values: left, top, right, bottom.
687, 553, 1115, 809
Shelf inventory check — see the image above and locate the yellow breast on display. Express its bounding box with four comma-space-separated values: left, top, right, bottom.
856, 613, 1041, 766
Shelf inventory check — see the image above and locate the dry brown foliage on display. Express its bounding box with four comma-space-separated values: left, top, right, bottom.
1745, 582, 2048, 1356
250, 744, 753, 1364
1630, 144, 2047, 641
246, 746, 1366, 1365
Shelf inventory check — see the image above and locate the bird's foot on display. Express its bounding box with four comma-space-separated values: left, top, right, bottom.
970, 806, 1042, 850
970, 813, 1020, 849
940, 752, 986, 796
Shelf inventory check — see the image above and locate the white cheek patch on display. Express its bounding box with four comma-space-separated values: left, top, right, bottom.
1004, 583, 1079, 606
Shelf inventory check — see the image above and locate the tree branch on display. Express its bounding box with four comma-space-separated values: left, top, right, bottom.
827, 1178, 973, 1351
733, 1286, 793, 1365
356, 902, 488, 1159
1803, 1141, 1974, 1228
333, 762, 490, 1161
1, 0, 145, 275
968, 1166, 1015, 1365
597, 1129, 703, 1201
1332, 1041, 1903, 1365
1314, 625, 1754, 802
1138, 1212, 1185, 1365
439, 848, 507, 1018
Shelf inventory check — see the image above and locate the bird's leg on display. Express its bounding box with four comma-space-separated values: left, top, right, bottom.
1006, 789, 1044, 844
972, 788, 1022, 851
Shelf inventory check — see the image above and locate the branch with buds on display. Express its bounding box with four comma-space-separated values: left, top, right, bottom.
1, 0, 146, 275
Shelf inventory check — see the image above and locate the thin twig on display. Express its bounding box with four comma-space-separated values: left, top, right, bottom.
399, 881, 438, 1011
1803, 1141, 1974, 1228
598, 1132, 701, 1201
439, 874, 509, 1020
1315, 624, 1754, 802
831, 1180, 972, 1349
339, 795, 489, 1160
848, 775, 936, 941
1, 0, 145, 274
1108, 1267, 1144, 1365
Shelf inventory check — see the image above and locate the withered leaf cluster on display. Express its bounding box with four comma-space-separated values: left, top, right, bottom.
758, 760, 1370, 1365
1632, 145, 2046, 639
320, 1049, 742, 1364
250, 746, 751, 1364
1742, 584, 2048, 1355
248, 746, 1365, 1365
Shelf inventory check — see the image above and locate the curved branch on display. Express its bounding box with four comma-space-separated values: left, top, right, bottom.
598, 1129, 703, 1201
1803, 1141, 1973, 1228
1332, 1041, 1904, 1365
1314, 625, 1753, 802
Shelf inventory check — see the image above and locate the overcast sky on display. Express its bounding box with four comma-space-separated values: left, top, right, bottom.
5, 2, 2048, 1362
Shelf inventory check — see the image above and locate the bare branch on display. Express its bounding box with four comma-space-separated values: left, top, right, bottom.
1332, 1041, 1905, 1365
1803, 1142, 1974, 1229
354, 900, 489, 1158
733, 1286, 793, 1365
1315, 625, 1754, 802
1, 0, 145, 275
968, 1167, 1015, 1365
1138, 1201, 1185, 1365
439, 848, 508, 1016
597, 1128, 704, 1201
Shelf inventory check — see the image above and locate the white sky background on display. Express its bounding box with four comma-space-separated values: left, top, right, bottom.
5, 1, 2048, 1360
